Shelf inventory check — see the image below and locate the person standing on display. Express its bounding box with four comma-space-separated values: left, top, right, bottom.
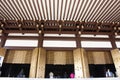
64, 72, 68, 78
49, 72, 54, 78
70, 72, 75, 78
106, 69, 114, 77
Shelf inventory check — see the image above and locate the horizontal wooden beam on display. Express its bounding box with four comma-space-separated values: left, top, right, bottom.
4, 46, 35, 50
4, 35, 120, 41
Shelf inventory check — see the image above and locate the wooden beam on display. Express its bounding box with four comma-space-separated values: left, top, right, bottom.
38, 34, 43, 47
109, 35, 117, 49
0, 32, 8, 47
76, 34, 81, 48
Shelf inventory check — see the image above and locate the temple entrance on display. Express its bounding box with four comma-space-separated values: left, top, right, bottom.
1, 63, 30, 77
45, 64, 74, 78
89, 64, 116, 77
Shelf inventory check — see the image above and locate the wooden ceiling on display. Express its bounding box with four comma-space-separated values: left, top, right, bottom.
0, 0, 120, 35
0, 0, 120, 50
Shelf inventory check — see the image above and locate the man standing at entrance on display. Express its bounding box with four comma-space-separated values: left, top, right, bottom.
49, 72, 54, 78
106, 69, 114, 77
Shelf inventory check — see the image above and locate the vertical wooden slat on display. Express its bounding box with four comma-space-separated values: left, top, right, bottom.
10, 0, 22, 19
73, 48, 89, 78
78, 0, 87, 20
94, 0, 108, 21
53, 0, 55, 20
72, 0, 80, 20
33, 0, 39, 20
88, 0, 101, 21
37, 0, 43, 20
45, 0, 49, 20
28, 0, 36, 19
57, 0, 59, 20
36, 48, 46, 78
41, 0, 46, 20
99, 0, 115, 21
5, 0, 18, 19
19, 0, 30, 19
63, 0, 67, 20
13, 0, 23, 19
66, 0, 72, 20
0, 10, 9, 20
60, 0, 63, 20
49, 0, 52, 20
16, 0, 27, 19
75, 0, 84, 20
29, 48, 39, 78
81, 0, 94, 21
111, 49, 120, 77
24, 0, 34, 20
69, 0, 76, 20
1, 1, 15, 19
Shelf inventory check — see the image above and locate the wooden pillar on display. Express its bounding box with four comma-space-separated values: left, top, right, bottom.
111, 49, 120, 77
0, 48, 6, 67
36, 48, 46, 78
29, 48, 39, 78
73, 48, 89, 78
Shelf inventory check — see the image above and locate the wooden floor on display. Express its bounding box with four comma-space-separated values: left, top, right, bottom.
0, 78, 119, 80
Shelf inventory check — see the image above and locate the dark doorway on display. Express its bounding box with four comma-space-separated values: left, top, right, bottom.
45, 64, 74, 78
1, 63, 30, 77
89, 64, 116, 77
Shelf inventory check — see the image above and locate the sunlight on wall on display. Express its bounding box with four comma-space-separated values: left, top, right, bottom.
44, 34, 75, 37
43, 40, 76, 47
116, 41, 120, 48
8, 33, 39, 36
115, 36, 120, 38
80, 35, 109, 38
81, 41, 112, 48
5, 40, 38, 47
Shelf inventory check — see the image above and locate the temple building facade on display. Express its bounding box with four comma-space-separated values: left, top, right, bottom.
0, 0, 120, 79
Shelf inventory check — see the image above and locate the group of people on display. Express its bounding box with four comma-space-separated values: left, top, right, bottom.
49, 72, 75, 78
49, 69, 115, 78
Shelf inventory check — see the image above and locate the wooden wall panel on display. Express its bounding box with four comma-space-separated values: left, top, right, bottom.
46, 51, 73, 64
0, 48, 6, 57
36, 48, 46, 78
4, 49, 32, 64
104, 51, 113, 64
93, 52, 106, 64
46, 51, 54, 64
66, 51, 74, 64
111, 49, 120, 77
87, 51, 113, 64
54, 51, 66, 65
87, 52, 94, 64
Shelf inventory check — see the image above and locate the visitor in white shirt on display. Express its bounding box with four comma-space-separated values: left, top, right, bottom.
106, 69, 114, 77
